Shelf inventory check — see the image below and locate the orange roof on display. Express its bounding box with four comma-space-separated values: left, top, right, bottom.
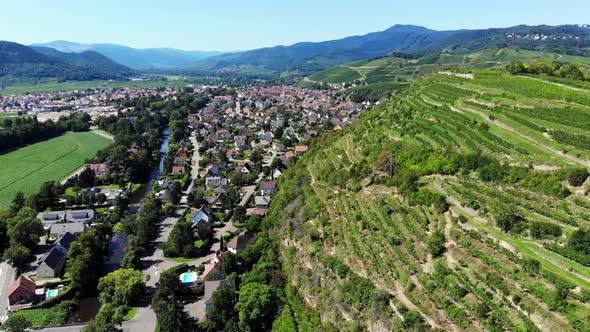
8, 275, 35, 297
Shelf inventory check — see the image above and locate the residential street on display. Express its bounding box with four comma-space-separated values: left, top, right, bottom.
0, 262, 16, 323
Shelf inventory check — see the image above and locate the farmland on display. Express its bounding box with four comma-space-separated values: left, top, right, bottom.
268, 70, 590, 330
0, 132, 111, 210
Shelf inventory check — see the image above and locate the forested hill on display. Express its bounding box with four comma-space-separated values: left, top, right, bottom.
186, 24, 590, 77
0, 41, 133, 84
266, 70, 590, 330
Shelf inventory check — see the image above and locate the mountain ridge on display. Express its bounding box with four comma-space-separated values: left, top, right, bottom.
31, 41, 225, 69
0, 41, 133, 84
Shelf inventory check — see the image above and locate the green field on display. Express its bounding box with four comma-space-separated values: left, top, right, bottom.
0, 132, 111, 210
307, 48, 590, 84
0, 79, 190, 96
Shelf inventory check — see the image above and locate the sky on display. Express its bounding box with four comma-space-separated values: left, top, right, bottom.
1, 0, 590, 51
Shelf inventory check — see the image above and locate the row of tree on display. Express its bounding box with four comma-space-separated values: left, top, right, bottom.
0, 112, 91, 153
507, 60, 590, 81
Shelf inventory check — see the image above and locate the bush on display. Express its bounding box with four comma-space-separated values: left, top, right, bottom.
568, 168, 589, 186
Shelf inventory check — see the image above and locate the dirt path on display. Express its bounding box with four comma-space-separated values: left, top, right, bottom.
455, 105, 590, 167
519, 75, 589, 93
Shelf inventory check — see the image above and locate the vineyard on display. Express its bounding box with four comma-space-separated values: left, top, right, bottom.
307, 48, 590, 85
267, 70, 590, 330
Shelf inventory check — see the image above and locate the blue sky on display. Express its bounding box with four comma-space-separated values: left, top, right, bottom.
1, 0, 589, 51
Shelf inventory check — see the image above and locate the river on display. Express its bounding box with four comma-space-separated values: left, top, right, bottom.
67, 127, 170, 323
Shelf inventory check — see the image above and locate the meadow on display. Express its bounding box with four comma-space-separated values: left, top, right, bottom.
0, 132, 111, 210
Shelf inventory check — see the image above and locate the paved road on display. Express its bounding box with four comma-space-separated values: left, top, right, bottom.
0, 262, 16, 323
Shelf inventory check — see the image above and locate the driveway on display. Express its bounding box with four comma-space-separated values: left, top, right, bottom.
0, 262, 16, 323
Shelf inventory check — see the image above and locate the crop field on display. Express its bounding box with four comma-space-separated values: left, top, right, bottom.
0, 132, 111, 210
269, 70, 590, 330
307, 48, 590, 85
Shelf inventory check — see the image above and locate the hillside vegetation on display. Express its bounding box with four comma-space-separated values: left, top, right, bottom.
308, 48, 590, 84
0, 41, 133, 85
267, 70, 590, 331
187, 24, 590, 77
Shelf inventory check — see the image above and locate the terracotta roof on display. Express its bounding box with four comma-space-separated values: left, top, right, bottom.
8, 275, 36, 297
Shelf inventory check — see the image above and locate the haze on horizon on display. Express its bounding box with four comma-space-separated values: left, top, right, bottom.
1, 0, 590, 51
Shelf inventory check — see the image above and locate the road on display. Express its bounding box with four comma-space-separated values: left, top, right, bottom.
0, 262, 16, 323
238, 185, 256, 207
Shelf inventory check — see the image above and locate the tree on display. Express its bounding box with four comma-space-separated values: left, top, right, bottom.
98, 269, 145, 307
152, 271, 189, 332
428, 230, 446, 257
78, 168, 96, 188
3, 243, 31, 271
10, 192, 25, 213
7, 207, 43, 249
164, 221, 197, 258
235, 283, 277, 331
2, 315, 32, 332
494, 207, 521, 233
233, 206, 246, 223
221, 252, 240, 275
82, 303, 125, 332
67, 229, 110, 294
207, 284, 237, 331
246, 215, 262, 233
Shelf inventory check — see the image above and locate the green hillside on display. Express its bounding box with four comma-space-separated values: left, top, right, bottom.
308, 48, 590, 84
268, 71, 590, 330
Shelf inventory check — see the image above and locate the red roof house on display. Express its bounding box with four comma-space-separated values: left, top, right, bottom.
8, 275, 36, 306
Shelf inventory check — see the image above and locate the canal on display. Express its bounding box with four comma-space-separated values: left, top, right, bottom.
68, 127, 170, 323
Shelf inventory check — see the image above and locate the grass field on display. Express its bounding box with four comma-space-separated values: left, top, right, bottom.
0, 132, 111, 210
0, 79, 190, 96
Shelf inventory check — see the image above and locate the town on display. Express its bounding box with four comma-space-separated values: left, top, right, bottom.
1, 82, 368, 330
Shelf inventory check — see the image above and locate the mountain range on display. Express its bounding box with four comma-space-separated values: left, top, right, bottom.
184, 24, 590, 76
0, 41, 133, 84
3, 24, 590, 84
31, 41, 224, 70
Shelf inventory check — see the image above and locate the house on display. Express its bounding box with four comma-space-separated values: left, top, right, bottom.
37, 211, 66, 224
54, 232, 76, 254
85, 163, 108, 175
177, 146, 189, 159
49, 222, 85, 237
66, 209, 95, 223
246, 208, 267, 217
36, 247, 66, 278
191, 207, 212, 236
227, 231, 254, 254
259, 181, 276, 196
8, 276, 36, 306
234, 136, 249, 150
172, 165, 186, 175
226, 148, 240, 159
205, 194, 224, 210
204, 279, 236, 313
272, 168, 283, 179
204, 165, 221, 178
295, 145, 309, 154
173, 157, 186, 165
205, 176, 228, 190
254, 196, 271, 209
202, 259, 223, 281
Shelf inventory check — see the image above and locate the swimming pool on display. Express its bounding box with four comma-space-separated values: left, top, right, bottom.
46, 289, 59, 298
179, 272, 198, 283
